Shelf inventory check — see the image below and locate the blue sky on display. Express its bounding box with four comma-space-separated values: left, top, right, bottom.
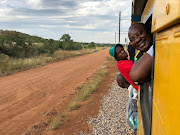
0, 0, 132, 44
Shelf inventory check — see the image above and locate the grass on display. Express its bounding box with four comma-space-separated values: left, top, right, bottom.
68, 101, 81, 111
68, 67, 108, 111
24, 53, 108, 132
107, 55, 116, 62
47, 66, 108, 130
74, 69, 107, 101
48, 113, 65, 130
0, 47, 106, 76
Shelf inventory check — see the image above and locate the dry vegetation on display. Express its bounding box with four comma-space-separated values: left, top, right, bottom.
0, 47, 106, 76
47, 64, 108, 130
69, 68, 107, 108
48, 113, 66, 130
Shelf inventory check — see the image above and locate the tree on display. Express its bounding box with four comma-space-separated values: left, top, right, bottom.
60, 34, 71, 42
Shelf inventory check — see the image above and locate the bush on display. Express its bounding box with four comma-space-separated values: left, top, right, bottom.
62, 41, 73, 50
62, 41, 82, 50
83, 45, 88, 49
73, 42, 83, 50
0, 34, 39, 58
96, 44, 105, 47
38, 46, 48, 54
88, 42, 96, 48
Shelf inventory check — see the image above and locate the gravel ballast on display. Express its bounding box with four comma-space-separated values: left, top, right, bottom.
79, 74, 134, 135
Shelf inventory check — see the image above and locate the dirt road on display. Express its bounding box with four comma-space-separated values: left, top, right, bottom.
0, 48, 109, 135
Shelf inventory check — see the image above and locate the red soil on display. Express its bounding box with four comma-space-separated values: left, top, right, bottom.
0, 48, 118, 135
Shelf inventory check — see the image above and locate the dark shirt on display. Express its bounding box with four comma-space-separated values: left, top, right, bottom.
134, 50, 144, 62
128, 45, 135, 62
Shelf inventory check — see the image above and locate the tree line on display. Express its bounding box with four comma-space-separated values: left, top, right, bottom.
0, 30, 101, 58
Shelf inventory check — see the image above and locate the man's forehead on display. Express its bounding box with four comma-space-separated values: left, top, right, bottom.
130, 24, 145, 31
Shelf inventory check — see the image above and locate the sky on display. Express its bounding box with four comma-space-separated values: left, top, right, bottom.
0, 0, 132, 44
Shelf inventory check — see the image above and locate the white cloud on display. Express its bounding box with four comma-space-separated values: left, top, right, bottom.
40, 25, 59, 28
16, 15, 30, 19
0, 8, 14, 22
26, 0, 42, 9
27, 0, 41, 4
0, 0, 8, 4
0, 0, 132, 44
77, 1, 108, 16
66, 24, 97, 29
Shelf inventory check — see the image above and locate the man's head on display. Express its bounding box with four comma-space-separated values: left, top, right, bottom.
117, 74, 130, 88
128, 23, 151, 52
109, 44, 128, 61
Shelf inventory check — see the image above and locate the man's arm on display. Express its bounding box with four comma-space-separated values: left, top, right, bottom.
130, 53, 153, 83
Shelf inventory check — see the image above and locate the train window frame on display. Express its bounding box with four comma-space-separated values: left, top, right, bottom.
139, 15, 155, 135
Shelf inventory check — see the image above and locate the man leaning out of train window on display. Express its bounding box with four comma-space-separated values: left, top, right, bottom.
128, 23, 153, 84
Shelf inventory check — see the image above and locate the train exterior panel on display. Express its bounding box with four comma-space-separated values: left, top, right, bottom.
152, 0, 180, 32
132, 0, 180, 134
152, 23, 180, 135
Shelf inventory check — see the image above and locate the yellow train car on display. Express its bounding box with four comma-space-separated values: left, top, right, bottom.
131, 0, 180, 134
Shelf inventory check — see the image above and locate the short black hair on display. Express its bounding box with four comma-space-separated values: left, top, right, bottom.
114, 44, 124, 60
129, 23, 149, 33
115, 43, 123, 48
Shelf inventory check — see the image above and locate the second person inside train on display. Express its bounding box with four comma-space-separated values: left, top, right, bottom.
109, 44, 138, 91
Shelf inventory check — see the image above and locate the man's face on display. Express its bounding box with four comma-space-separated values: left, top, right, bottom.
128, 24, 151, 52
115, 46, 128, 61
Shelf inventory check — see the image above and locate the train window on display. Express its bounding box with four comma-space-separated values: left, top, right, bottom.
140, 15, 154, 135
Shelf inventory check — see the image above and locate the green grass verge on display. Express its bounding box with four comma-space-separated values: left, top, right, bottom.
48, 113, 65, 130
0, 47, 106, 76
107, 55, 116, 62
68, 67, 108, 111
47, 67, 108, 130
68, 101, 81, 111
45, 65, 108, 131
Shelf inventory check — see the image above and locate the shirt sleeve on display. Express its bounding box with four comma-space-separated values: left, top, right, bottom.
147, 45, 153, 57
128, 85, 133, 94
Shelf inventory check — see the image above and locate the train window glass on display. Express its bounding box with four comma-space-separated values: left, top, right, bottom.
139, 14, 154, 135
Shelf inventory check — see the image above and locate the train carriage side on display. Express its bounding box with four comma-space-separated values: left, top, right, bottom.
132, 0, 180, 135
